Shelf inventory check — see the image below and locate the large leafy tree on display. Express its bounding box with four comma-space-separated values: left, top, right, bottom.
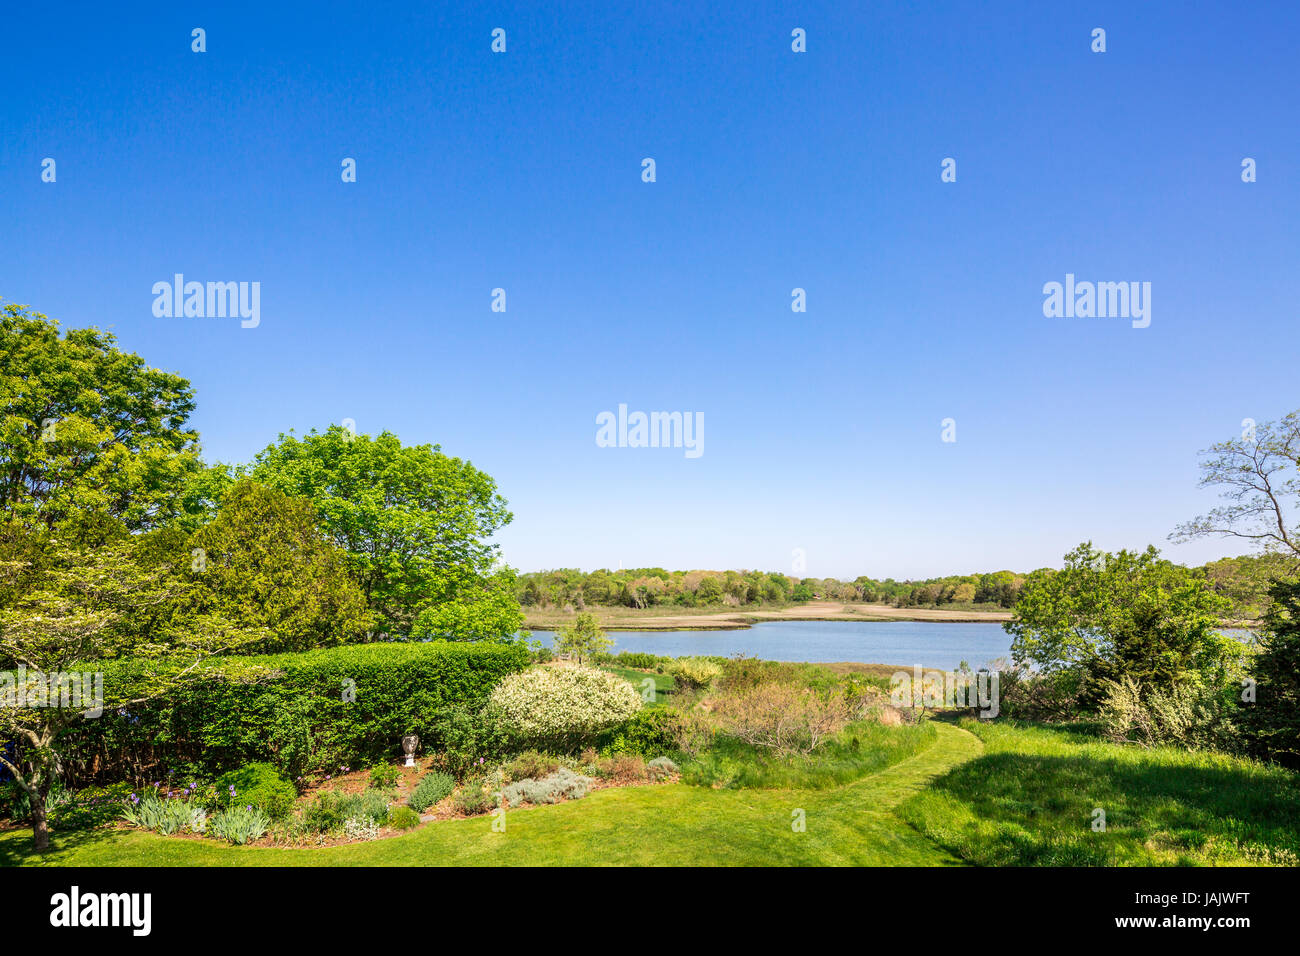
0, 539, 260, 851
174, 480, 373, 652
1006, 543, 1240, 707
248, 427, 516, 635
0, 303, 200, 534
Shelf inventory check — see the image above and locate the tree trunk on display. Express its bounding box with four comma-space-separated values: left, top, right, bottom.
31, 790, 50, 853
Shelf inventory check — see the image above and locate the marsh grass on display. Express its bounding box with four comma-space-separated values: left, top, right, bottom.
681, 720, 936, 789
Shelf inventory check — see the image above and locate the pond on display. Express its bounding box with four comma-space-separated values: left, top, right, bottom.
530, 619, 1014, 671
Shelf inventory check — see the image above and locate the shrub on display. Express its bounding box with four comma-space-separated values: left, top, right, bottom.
0, 782, 30, 822
452, 778, 494, 815
208, 805, 270, 845
499, 768, 595, 808
995, 665, 1085, 721
592, 754, 645, 781
718, 656, 798, 693
666, 657, 723, 690
1099, 676, 1242, 752
215, 762, 297, 820
503, 751, 561, 783
669, 708, 716, 757
60, 641, 531, 784
426, 703, 514, 777
709, 683, 853, 756
408, 771, 455, 813
647, 756, 679, 780
599, 707, 686, 757
368, 763, 400, 790
613, 650, 665, 671
488, 665, 642, 748
301, 788, 390, 832
389, 805, 421, 830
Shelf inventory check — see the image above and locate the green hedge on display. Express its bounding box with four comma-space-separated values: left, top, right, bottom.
61, 641, 530, 784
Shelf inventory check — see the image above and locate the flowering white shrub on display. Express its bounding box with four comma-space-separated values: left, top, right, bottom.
488, 665, 641, 744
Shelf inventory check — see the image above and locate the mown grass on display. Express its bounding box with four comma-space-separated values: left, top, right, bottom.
898, 718, 1300, 866
681, 720, 937, 789
0, 723, 981, 866
598, 665, 675, 707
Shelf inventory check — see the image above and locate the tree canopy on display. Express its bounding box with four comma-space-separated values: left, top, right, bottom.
0, 303, 200, 534
1006, 543, 1241, 706
248, 426, 515, 635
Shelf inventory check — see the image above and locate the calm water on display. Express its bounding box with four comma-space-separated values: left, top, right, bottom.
531, 620, 1013, 671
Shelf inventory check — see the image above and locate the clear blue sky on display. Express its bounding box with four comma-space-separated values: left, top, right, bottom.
4, 2, 1298, 579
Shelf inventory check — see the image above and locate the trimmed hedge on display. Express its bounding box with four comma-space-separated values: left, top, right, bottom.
60, 641, 530, 785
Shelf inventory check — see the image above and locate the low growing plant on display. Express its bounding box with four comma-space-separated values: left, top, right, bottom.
452, 778, 495, 815
208, 805, 270, 845
499, 768, 596, 808
408, 771, 455, 813
389, 805, 421, 830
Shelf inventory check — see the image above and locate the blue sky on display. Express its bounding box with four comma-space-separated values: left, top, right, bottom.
4, 2, 1298, 579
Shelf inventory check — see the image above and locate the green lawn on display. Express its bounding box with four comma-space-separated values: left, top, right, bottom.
598, 665, 675, 706
899, 718, 1300, 866
1, 722, 981, 867
9, 717, 1299, 866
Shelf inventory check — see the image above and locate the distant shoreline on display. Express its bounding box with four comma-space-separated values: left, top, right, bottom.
523, 600, 1015, 632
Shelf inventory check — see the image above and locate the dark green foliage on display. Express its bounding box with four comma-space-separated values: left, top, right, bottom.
599, 708, 686, 758
425, 702, 515, 777
215, 762, 297, 820
58, 641, 530, 784
1007, 543, 1237, 708
407, 771, 454, 813
179, 480, 373, 653
1245, 577, 1300, 768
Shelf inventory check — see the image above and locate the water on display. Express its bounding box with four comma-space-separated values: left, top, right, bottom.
531, 619, 1013, 671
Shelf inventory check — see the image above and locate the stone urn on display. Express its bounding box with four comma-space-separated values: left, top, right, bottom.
401, 734, 419, 768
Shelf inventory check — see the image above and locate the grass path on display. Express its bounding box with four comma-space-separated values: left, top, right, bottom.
3, 723, 983, 867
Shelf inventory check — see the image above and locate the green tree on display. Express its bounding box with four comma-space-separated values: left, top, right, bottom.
1006, 543, 1238, 707
410, 567, 524, 642
1244, 577, 1300, 768
0, 539, 260, 851
180, 480, 373, 652
553, 611, 612, 664
0, 303, 200, 534
248, 427, 515, 634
